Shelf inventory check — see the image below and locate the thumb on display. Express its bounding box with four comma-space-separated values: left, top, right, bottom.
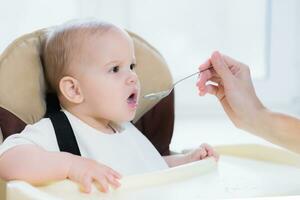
210, 51, 234, 85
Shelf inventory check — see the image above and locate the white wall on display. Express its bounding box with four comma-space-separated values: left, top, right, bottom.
254, 0, 300, 115
0, 0, 299, 118
172, 0, 300, 118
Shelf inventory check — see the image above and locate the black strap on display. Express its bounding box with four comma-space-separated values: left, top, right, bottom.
45, 93, 61, 118
49, 111, 81, 156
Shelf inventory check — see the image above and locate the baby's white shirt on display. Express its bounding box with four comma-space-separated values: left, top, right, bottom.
0, 110, 168, 175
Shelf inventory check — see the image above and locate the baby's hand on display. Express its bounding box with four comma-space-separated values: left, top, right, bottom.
186, 143, 219, 163
67, 155, 122, 193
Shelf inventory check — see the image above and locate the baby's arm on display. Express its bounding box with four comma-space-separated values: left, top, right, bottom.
163, 143, 219, 167
0, 144, 121, 193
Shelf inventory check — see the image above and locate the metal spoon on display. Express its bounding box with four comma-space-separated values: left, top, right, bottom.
144, 66, 213, 100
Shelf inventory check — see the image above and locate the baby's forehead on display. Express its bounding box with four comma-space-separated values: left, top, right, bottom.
66, 26, 134, 63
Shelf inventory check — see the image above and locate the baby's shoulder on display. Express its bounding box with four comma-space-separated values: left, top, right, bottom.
1, 117, 59, 152
22, 117, 54, 135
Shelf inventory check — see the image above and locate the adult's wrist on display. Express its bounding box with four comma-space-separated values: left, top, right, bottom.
244, 106, 269, 135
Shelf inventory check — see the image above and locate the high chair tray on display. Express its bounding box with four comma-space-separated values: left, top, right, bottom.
3, 144, 300, 200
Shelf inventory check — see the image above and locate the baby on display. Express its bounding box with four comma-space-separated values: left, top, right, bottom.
0, 20, 218, 193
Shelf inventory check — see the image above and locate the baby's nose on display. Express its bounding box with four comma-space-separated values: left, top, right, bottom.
127, 71, 138, 84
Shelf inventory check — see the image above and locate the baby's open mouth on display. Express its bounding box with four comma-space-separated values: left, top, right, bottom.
127, 91, 138, 108
127, 92, 137, 103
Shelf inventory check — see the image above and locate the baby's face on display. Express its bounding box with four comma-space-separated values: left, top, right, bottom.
73, 27, 140, 123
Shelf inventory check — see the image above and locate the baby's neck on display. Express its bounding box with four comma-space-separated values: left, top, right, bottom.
66, 109, 116, 134
83, 116, 116, 134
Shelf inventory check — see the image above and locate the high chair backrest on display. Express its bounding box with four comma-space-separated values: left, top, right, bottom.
0, 27, 174, 155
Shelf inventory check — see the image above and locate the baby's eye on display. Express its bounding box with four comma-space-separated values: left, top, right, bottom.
111, 66, 119, 73
130, 64, 136, 70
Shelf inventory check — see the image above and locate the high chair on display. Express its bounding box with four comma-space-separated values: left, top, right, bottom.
1, 26, 300, 200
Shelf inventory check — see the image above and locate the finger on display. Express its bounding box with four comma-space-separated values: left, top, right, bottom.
208, 147, 220, 162
195, 147, 208, 159
223, 54, 242, 69
223, 55, 248, 75
203, 144, 219, 161
199, 58, 212, 71
207, 149, 213, 157
196, 70, 213, 94
200, 143, 216, 159
106, 168, 122, 179
230, 65, 241, 75
106, 174, 121, 188
210, 51, 234, 85
200, 143, 213, 156
209, 77, 222, 84
205, 84, 225, 101
81, 176, 92, 193
205, 84, 218, 96
94, 175, 109, 193
204, 67, 218, 77
202, 71, 220, 83
199, 73, 223, 85
197, 70, 218, 96
200, 148, 208, 159
199, 84, 216, 97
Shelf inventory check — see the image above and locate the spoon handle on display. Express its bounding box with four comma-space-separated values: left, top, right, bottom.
173, 66, 213, 87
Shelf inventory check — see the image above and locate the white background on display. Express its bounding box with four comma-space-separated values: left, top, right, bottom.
0, 0, 299, 147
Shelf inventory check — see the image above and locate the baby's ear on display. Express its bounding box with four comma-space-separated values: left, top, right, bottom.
59, 76, 84, 104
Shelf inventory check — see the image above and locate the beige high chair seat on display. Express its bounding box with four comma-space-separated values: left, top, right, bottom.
0, 27, 174, 155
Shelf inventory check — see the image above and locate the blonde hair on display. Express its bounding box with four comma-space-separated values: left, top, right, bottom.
42, 20, 115, 93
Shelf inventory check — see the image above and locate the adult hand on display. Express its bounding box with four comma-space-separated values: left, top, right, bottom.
196, 51, 265, 131
196, 51, 300, 154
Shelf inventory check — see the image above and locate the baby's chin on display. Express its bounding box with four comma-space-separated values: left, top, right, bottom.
115, 112, 137, 123
127, 112, 136, 121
